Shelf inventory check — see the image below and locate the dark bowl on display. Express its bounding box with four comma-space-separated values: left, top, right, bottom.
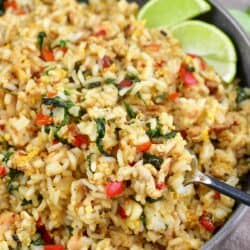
79, 0, 250, 249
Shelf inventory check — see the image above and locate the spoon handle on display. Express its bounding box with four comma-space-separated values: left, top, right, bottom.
192, 172, 250, 206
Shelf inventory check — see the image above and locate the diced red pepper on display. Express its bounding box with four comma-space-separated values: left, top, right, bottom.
102, 55, 112, 68
95, 29, 106, 37
4, 1, 17, 9
213, 192, 221, 200
105, 181, 124, 198
179, 65, 197, 87
199, 214, 215, 232
35, 113, 53, 126
0, 166, 7, 177
47, 92, 57, 98
44, 245, 64, 250
156, 182, 166, 190
53, 140, 59, 145
72, 134, 90, 147
118, 79, 133, 89
0, 124, 5, 130
188, 54, 206, 70
118, 206, 127, 219
36, 219, 54, 244
136, 141, 152, 153
41, 48, 55, 62
14, 8, 26, 15
168, 92, 179, 101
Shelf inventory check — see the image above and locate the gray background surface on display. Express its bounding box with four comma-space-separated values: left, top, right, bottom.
215, 2, 250, 250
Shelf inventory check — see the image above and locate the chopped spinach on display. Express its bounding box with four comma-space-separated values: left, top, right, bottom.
96, 118, 109, 155
236, 87, 250, 103
42, 96, 74, 109
105, 78, 116, 85
59, 39, 67, 48
143, 153, 163, 169
31, 233, 44, 246
37, 31, 47, 49
2, 150, 13, 165
163, 131, 177, 140
21, 199, 32, 206
125, 103, 137, 119
125, 72, 140, 83
87, 81, 101, 89
6, 168, 23, 193
96, 118, 105, 139
87, 153, 94, 173
146, 119, 161, 138
146, 197, 163, 203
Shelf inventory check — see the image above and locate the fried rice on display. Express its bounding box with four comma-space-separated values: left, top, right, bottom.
0, 0, 249, 249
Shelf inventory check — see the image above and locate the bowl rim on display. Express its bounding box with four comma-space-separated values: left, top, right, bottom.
202, 0, 250, 249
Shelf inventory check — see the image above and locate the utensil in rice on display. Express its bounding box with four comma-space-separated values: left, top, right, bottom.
184, 156, 250, 206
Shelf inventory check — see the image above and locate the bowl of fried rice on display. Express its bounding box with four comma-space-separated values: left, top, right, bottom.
0, 0, 249, 249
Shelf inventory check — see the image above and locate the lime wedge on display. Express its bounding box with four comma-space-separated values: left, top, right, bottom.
138, 0, 211, 28
171, 21, 237, 83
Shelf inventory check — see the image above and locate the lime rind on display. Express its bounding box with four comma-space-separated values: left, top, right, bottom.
138, 0, 211, 28
171, 21, 237, 83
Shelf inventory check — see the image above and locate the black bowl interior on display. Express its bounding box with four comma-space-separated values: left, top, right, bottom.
78, 0, 250, 249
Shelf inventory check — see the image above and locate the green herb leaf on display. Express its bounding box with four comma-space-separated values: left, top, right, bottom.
96, 118, 109, 155
236, 86, 250, 103
146, 197, 163, 203
87, 153, 94, 173
2, 150, 14, 165
146, 119, 161, 138
42, 66, 55, 76
31, 234, 44, 246
105, 78, 116, 84
37, 31, 47, 49
21, 199, 32, 206
59, 39, 67, 48
6, 168, 23, 194
125, 103, 137, 119
125, 72, 140, 83
87, 81, 101, 89
96, 118, 105, 139
143, 153, 163, 169
42, 96, 74, 109
163, 131, 177, 139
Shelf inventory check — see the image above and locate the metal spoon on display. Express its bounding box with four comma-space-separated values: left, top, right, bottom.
184, 156, 250, 206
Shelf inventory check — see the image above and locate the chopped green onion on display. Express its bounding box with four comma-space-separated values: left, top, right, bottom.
2, 150, 14, 165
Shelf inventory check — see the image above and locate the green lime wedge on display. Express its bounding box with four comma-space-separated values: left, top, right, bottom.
171, 21, 237, 83
138, 0, 211, 28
